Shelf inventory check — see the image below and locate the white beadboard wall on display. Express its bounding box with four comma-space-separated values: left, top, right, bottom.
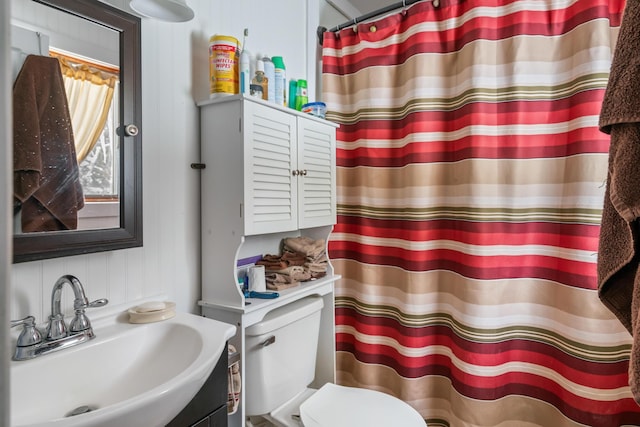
9, 0, 322, 326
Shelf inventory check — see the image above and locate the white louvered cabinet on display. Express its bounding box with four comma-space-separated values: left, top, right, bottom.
200, 96, 337, 236
197, 96, 339, 427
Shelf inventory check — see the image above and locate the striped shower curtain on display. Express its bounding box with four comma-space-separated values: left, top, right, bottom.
322, 0, 640, 425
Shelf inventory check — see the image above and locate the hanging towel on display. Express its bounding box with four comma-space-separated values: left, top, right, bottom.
597, 0, 640, 405
13, 54, 84, 232
227, 344, 241, 415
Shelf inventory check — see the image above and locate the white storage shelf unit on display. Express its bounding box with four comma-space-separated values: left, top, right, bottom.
197, 95, 340, 427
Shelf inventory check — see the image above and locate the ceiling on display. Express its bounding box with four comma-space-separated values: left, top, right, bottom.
348, 0, 395, 15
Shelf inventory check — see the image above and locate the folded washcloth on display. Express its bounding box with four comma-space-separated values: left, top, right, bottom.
281, 250, 307, 266
306, 260, 328, 279
256, 254, 289, 271
266, 265, 311, 282
265, 272, 302, 291
258, 237, 327, 288
284, 236, 326, 261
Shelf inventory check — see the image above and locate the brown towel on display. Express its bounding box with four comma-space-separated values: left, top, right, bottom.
597, 0, 640, 404
256, 254, 288, 271
13, 54, 84, 232
266, 266, 311, 282
281, 250, 307, 266
307, 259, 329, 279
283, 236, 326, 261
265, 273, 300, 291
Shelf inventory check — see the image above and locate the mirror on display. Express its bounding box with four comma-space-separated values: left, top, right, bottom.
11, 0, 142, 263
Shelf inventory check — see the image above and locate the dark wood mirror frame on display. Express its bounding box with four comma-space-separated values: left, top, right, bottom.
13, 0, 142, 263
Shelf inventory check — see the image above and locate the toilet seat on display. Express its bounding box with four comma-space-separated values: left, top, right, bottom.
266, 388, 317, 426
299, 383, 425, 427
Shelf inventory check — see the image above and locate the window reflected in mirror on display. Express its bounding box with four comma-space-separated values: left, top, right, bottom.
52, 49, 121, 230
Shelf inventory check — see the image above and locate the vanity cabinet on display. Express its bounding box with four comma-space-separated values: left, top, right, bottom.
196, 96, 339, 427
166, 343, 228, 427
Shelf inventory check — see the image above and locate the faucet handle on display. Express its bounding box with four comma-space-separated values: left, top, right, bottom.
69, 298, 108, 334
10, 315, 43, 347
88, 298, 109, 308
73, 298, 108, 311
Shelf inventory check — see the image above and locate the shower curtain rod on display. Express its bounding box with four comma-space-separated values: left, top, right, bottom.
317, 0, 436, 45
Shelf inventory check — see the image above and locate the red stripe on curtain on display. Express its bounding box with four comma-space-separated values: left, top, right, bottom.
336, 219, 598, 250
330, 249, 594, 288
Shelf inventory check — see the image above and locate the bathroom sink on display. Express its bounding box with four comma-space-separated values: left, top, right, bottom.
10, 311, 235, 427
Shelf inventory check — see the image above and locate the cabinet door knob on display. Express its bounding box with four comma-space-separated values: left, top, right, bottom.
300, 169, 308, 176
292, 170, 300, 176
124, 124, 139, 136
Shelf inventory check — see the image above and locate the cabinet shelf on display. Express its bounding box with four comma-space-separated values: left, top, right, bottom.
199, 273, 340, 324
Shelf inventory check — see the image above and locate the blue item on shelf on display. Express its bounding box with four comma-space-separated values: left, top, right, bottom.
244, 290, 279, 299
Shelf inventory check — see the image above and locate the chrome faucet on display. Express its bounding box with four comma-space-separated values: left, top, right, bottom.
10, 274, 108, 361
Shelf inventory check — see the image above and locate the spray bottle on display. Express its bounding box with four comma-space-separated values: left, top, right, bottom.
262, 55, 275, 103
295, 79, 308, 111
272, 56, 286, 106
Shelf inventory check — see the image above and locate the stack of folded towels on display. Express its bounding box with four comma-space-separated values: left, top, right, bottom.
256, 236, 328, 291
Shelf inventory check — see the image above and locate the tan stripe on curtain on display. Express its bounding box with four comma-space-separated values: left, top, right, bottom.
54, 53, 117, 163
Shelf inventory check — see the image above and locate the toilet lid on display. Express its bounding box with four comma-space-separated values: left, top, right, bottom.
299, 383, 426, 427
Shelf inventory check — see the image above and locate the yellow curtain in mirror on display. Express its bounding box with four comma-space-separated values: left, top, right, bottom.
51, 50, 118, 163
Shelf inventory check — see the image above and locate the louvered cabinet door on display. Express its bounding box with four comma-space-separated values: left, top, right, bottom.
243, 101, 298, 235
297, 118, 337, 229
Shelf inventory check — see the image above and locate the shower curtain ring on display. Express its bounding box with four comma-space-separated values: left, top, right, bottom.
402, 0, 407, 7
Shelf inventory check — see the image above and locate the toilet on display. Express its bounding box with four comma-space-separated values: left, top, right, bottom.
244, 296, 426, 427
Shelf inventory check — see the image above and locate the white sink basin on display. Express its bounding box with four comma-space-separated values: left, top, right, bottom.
10, 311, 235, 427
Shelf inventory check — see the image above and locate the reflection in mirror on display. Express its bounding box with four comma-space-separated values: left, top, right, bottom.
12, 0, 142, 263
12, 3, 120, 232
52, 49, 121, 230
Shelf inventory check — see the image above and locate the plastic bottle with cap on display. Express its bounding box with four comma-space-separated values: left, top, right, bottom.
272, 56, 287, 106
252, 59, 268, 100
288, 79, 298, 109
262, 55, 275, 102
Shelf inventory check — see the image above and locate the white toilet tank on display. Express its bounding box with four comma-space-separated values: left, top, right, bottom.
245, 295, 324, 416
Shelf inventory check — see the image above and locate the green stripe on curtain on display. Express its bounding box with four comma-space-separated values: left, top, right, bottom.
322, 0, 638, 425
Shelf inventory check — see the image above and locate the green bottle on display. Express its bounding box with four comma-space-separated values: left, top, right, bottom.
295, 79, 308, 111
288, 79, 298, 109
